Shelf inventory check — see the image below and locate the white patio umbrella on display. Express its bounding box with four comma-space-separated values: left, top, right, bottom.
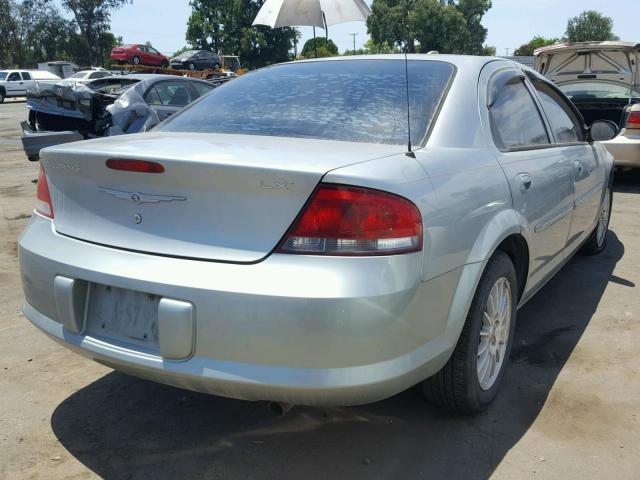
253, 0, 372, 57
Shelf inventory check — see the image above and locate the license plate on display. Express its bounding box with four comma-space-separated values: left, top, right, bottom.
86, 284, 160, 349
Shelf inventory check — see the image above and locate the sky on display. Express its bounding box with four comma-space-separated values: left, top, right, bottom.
57, 0, 639, 57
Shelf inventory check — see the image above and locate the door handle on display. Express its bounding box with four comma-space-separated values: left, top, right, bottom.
515, 173, 533, 193
574, 161, 584, 174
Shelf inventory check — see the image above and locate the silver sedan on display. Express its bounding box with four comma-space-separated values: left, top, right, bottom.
19, 55, 615, 414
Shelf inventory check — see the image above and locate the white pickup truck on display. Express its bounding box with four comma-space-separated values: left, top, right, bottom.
0, 70, 60, 103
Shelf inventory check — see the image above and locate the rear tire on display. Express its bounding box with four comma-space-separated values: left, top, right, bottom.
580, 186, 612, 256
188, 62, 196, 71
419, 251, 517, 415
132, 56, 141, 65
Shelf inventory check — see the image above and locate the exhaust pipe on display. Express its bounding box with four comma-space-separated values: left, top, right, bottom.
268, 401, 294, 416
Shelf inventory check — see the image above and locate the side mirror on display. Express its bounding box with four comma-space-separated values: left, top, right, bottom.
589, 120, 618, 142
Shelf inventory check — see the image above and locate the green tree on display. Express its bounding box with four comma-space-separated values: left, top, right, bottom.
412, 0, 467, 54
301, 37, 338, 58
482, 44, 496, 56
513, 36, 559, 56
455, 0, 493, 54
61, 0, 131, 65
362, 39, 400, 54
186, 0, 298, 69
367, 0, 492, 54
0, 0, 77, 68
565, 10, 619, 43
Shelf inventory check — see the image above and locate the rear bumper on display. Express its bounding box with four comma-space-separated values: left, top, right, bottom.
110, 53, 130, 62
19, 214, 469, 406
602, 133, 640, 168
21, 121, 84, 161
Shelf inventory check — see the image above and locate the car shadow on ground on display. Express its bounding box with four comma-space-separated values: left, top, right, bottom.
51, 232, 627, 479
614, 169, 640, 194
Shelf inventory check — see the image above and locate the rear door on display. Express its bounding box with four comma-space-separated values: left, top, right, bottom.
20, 71, 34, 91
147, 46, 164, 65
483, 65, 575, 290
528, 78, 606, 254
198, 51, 214, 69
138, 45, 151, 64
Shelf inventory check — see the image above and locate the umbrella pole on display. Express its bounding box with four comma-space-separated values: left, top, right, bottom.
313, 26, 317, 58
323, 12, 328, 41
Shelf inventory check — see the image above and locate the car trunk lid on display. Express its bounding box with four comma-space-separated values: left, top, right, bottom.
41, 132, 403, 263
534, 41, 640, 89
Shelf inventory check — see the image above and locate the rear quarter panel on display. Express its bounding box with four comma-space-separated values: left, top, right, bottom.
325, 58, 521, 283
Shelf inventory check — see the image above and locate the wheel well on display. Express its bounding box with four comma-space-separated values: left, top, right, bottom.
496, 234, 529, 300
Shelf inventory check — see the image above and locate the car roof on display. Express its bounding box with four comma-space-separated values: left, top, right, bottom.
281, 54, 506, 74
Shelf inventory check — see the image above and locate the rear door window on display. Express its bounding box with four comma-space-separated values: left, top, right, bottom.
490, 78, 550, 150
533, 81, 584, 144
191, 82, 215, 98
145, 81, 195, 107
21, 72, 31, 80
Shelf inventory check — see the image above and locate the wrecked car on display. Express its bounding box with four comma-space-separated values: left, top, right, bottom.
535, 41, 640, 168
21, 74, 216, 161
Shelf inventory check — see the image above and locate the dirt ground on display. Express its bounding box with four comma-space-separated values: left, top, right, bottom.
1, 98, 639, 480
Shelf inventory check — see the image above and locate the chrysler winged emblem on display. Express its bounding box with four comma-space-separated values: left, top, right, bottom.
98, 187, 186, 204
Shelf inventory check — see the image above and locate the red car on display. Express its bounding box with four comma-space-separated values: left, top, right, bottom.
111, 44, 169, 67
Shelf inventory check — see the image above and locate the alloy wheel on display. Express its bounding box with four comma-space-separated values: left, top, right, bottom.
477, 277, 512, 391
596, 188, 611, 247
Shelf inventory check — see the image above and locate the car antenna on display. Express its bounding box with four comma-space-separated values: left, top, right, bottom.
404, 45, 415, 158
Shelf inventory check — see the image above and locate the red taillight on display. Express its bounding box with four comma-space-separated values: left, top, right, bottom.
277, 184, 423, 256
627, 111, 640, 128
35, 164, 54, 218
106, 159, 165, 173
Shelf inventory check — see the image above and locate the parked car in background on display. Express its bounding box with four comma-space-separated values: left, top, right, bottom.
0, 70, 60, 103
37, 61, 78, 79
20, 56, 617, 415
111, 44, 169, 67
535, 41, 640, 168
170, 50, 222, 71
66, 69, 114, 83
21, 74, 216, 160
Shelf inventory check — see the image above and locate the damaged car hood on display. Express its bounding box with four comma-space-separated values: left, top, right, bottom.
534, 41, 640, 89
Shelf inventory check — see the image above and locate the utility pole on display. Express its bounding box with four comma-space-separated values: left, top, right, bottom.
349, 33, 358, 55
505, 48, 510, 56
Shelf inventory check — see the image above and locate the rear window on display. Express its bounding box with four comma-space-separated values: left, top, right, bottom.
157, 60, 455, 145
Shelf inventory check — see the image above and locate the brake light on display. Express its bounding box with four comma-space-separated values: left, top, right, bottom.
35, 164, 54, 218
277, 184, 423, 256
106, 159, 165, 173
627, 111, 640, 128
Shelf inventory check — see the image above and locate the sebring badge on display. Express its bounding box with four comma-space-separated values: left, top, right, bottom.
98, 187, 186, 204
